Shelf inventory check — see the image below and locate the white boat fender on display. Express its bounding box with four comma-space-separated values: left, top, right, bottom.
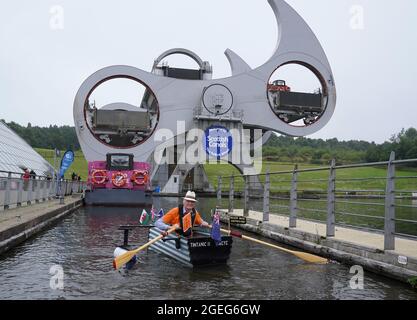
113, 247, 137, 270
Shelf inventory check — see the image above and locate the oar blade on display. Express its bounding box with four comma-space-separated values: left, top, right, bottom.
113, 250, 136, 270
293, 251, 328, 264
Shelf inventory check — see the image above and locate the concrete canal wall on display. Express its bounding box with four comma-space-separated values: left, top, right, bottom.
219, 209, 417, 284
0, 195, 83, 255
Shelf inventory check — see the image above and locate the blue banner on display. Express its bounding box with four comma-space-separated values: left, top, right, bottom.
59, 150, 75, 178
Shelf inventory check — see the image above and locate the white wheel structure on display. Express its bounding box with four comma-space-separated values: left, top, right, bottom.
74, 0, 336, 165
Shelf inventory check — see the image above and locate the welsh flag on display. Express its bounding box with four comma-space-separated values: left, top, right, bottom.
139, 209, 149, 225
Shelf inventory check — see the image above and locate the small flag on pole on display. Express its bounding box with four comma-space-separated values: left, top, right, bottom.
150, 205, 156, 221
139, 209, 149, 225
211, 208, 221, 245
157, 208, 164, 219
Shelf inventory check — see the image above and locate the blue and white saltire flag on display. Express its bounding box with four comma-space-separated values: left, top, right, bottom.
210, 209, 221, 246
157, 208, 164, 219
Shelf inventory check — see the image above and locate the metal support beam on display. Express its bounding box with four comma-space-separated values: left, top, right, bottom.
327, 159, 336, 237
289, 165, 298, 228
384, 151, 396, 250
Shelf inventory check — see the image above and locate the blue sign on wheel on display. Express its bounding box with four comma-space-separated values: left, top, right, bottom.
204, 126, 233, 159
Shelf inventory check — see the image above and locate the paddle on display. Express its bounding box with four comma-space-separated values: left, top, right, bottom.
113, 225, 177, 270
220, 228, 328, 264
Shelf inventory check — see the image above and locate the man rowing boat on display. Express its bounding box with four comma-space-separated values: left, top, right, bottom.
155, 191, 210, 237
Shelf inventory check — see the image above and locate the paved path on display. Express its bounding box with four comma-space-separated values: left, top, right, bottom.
227, 209, 417, 260
0, 196, 81, 234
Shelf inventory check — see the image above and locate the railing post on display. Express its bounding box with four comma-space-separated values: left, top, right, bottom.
59, 180, 65, 205
290, 165, 298, 228
228, 176, 234, 214
34, 180, 40, 203
327, 159, 336, 237
49, 180, 55, 199
263, 170, 270, 222
17, 179, 23, 207
27, 179, 33, 205
384, 151, 396, 250
244, 175, 249, 217
217, 176, 222, 207
4, 172, 12, 210
42, 181, 47, 201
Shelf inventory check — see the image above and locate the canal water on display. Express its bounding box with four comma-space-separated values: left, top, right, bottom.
0, 197, 416, 300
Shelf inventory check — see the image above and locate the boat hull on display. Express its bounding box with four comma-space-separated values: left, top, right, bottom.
148, 227, 232, 267
83, 189, 152, 206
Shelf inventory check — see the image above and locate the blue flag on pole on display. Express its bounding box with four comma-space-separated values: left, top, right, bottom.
157, 208, 164, 219
58, 150, 75, 178
210, 208, 221, 245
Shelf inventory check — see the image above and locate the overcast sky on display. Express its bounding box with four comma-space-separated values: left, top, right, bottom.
1, 0, 416, 143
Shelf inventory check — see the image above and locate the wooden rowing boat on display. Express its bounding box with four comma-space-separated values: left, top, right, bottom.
148, 227, 233, 267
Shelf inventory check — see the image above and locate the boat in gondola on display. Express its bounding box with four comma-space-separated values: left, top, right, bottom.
147, 227, 233, 267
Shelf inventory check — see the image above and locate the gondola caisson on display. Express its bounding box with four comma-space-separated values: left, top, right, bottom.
148, 227, 233, 267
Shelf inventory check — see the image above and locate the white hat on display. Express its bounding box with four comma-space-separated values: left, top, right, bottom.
183, 190, 197, 202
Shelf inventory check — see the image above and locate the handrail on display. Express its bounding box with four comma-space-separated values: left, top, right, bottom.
221, 158, 417, 179
218, 154, 417, 249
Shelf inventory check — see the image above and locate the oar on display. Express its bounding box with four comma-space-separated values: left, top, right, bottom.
220, 228, 328, 264
113, 225, 177, 270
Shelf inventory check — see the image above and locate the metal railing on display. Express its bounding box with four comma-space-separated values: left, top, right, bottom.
0, 170, 87, 211
216, 152, 417, 250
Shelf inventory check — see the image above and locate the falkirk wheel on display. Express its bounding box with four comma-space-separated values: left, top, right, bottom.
73, 0, 336, 195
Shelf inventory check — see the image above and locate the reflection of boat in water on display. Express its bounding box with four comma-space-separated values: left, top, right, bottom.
148, 227, 233, 267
